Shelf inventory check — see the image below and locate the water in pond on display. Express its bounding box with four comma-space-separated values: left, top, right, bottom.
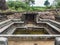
13, 28, 49, 34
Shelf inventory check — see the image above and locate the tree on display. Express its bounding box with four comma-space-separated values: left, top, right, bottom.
7, 0, 28, 11
56, 2, 60, 8
0, 0, 8, 10
29, 0, 35, 5
30, 0, 35, 10
44, 0, 50, 8
25, 0, 35, 11
7, 0, 35, 11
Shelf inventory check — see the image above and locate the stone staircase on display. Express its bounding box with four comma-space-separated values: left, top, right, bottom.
0, 19, 14, 33
37, 19, 60, 34
0, 19, 60, 34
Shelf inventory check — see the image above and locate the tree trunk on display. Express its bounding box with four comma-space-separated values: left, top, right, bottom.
0, 0, 8, 10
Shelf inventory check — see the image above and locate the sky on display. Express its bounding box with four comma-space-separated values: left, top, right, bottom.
34, 0, 54, 6
6, 0, 54, 6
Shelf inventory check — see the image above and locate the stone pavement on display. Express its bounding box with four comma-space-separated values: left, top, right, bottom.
8, 40, 54, 45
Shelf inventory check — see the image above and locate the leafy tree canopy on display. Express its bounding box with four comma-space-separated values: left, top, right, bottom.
44, 0, 50, 6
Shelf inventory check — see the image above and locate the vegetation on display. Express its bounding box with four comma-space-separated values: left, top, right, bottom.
25, 0, 35, 11
56, 2, 60, 8
6, 0, 47, 12
13, 29, 48, 34
44, 0, 50, 8
0, 0, 55, 12
7, 1, 27, 12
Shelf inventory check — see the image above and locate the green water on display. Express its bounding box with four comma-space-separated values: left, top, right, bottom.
13, 28, 48, 34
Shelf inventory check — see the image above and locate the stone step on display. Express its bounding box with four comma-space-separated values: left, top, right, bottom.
0, 19, 12, 29
46, 23, 60, 33
0, 22, 14, 33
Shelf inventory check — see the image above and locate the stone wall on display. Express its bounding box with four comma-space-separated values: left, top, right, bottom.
8, 37, 54, 41
7, 11, 55, 20
38, 12, 55, 20
7, 13, 23, 19
0, 15, 8, 22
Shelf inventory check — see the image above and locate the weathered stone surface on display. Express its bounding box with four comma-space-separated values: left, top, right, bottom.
7, 13, 22, 19
38, 12, 55, 20
0, 0, 8, 10
8, 40, 54, 45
